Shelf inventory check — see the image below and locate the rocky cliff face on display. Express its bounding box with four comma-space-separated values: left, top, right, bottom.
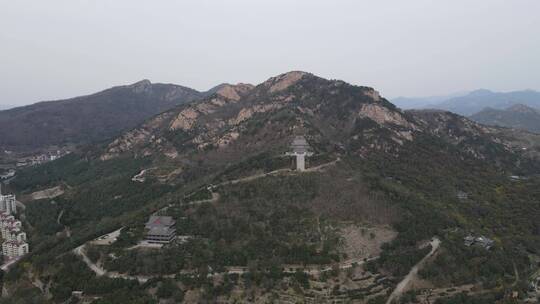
102, 72, 400, 160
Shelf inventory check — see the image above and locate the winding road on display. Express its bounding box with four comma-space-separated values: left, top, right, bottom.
385, 237, 441, 304
74, 158, 346, 282
74, 229, 378, 283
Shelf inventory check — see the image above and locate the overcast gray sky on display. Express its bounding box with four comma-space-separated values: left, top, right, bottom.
1, 0, 539, 106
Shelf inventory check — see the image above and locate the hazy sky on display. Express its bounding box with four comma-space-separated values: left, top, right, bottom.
1, 0, 540, 106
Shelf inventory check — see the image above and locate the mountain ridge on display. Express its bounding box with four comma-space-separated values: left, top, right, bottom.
471, 103, 540, 133
0, 79, 206, 153
392, 89, 540, 116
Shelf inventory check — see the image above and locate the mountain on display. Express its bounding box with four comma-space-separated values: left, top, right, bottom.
0, 80, 204, 152
391, 91, 468, 109
393, 89, 540, 117
471, 104, 540, 133
4, 72, 540, 304
427, 89, 540, 116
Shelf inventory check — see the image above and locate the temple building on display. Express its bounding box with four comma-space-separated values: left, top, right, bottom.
286, 136, 313, 171
144, 215, 176, 244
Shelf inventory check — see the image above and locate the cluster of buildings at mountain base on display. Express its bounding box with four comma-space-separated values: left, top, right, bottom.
15, 150, 69, 168
0, 187, 29, 261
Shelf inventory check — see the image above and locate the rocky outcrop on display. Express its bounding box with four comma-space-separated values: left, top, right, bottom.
98, 71, 538, 167
359, 104, 416, 130
129, 79, 153, 94
228, 104, 282, 125
363, 88, 381, 102
170, 108, 200, 131
215, 83, 254, 101
265, 71, 308, 93
101, 128, 152, 160
101, 112, 174, 160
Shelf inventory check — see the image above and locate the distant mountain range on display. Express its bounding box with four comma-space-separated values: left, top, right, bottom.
4, 81, 539, 154
471, 104, 540, 133
391, 91, 468, 110
392, 89, 540, 116
0, 80, 224, 152
430, 89, 540, 116
392, 89, 540, 133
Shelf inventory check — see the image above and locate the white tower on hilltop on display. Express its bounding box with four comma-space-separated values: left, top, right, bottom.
286, 136, 313, 171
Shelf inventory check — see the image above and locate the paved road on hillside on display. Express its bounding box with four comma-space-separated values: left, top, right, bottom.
385, 237, 441, 304
75, 228, 378, 283
75, 158, 344, 282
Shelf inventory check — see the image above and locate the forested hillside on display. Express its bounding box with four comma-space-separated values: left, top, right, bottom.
2, 72, 540, 304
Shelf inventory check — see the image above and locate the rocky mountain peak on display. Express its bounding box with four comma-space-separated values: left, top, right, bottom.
215, 83, 254, 101
263, 71, 311, 93
129, 79, 153, 94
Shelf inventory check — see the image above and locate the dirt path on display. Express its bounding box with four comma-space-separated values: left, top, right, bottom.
512, 262, 519, 287
15, 200, 26, 211
213, 157, 340, 188
304, 157, 340, 172
73, 245, 106, 276
56, 209, 64, 225
385, 237, 441, 304
184, 158, 340, 206
185, 192, 220, 206
215, 168, 291, 187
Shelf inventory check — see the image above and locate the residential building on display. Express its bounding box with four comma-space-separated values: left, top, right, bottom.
2, 240, 29, 259
0, 185, 16, 214
4, 226, 26, 242
1, 218, 22, 240
144, 215, 176, 244
0, 199, 29, 260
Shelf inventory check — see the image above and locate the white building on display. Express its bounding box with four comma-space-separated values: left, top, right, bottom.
1, 218, 22, 240
0, 194, 29, 260
4, 226, 26, 242
2, 240, 29, 259
286, 136, 313, 171
0, 185, 16, 215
